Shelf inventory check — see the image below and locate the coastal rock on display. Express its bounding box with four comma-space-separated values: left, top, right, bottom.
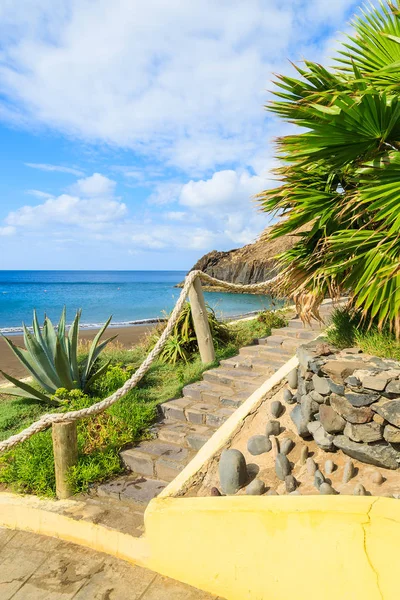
280, 437, 294, 456
385, 380, 400, 397
344, 421, 383, 443
290, 404, 311, 438
319, 483, 335, 495
306, 457, 317, 475
307, 421, 335, 451
321, 360, 365, 384
300, 445, 308, 465
324, 460, 335, 475
287, 368, 298, 390
345, 376, 361, 388
342, 459, 355, 484
285, 475, 297, 493
312, 374, 330, 395
300, 394, 319, 421
283, 389, 295, 404
246, 479, 266, 495
327, 378, 345, 395
319, 404, 346, 434
371, 471, 384, 485
372, 400, 400, 428
353, 484, 366, 496
362, 375, 390, 392
333, 435, 400, 469
345, 392, 380, 408
271, 400, 284, 418
314, 469, 325, 489
219, 449, 247, 495
275, 453, 291, 480
247, 435, 272, 456
383, 424, 400, 443
310, 390, 324, 403
330, 393, 373, 424
184, 224, 302, 288
265, 420, 280, 438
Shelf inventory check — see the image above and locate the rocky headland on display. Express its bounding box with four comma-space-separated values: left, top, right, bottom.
179, 226, 300, 291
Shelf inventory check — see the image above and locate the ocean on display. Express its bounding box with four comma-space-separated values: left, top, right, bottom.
0, 271, 281, 334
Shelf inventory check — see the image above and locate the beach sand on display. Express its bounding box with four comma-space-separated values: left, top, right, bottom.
0, 324, 155, 383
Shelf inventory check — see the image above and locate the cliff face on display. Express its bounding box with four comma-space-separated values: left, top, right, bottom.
189, 227, 299, 285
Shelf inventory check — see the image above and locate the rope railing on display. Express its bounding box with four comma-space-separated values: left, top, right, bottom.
0, 270, 280, 494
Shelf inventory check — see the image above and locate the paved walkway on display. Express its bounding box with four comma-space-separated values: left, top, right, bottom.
0, 528, 221, 600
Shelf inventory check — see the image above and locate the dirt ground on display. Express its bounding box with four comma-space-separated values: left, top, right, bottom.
192, 387, 400, 497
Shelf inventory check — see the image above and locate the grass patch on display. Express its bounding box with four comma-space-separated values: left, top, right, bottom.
0, 310, 286, 497
326, 306, 400, 361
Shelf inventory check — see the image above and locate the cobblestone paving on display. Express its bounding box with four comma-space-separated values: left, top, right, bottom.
0, 528, 221, 600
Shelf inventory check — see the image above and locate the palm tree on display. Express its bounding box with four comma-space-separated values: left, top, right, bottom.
258, 0, 400, 335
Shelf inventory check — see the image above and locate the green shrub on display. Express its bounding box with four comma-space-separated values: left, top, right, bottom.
229, 310, 287, 348
355, 330, 400, 362
326, 306, 400, 361
326, 307, 363, 349
152, 302, 230, 364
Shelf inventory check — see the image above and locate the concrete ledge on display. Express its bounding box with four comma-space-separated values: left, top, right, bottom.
0, 493, 149, 567
144, 494, 399, 600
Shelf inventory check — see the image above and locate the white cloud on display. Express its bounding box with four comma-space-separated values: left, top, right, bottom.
25, 163, 85, 176
164, 212, 188, 221
26, 190, 54, 199
6, 174, 126, 230
180, 170, 265, 209
0, 0, 360, 173
70, 173, 116, 197
0, 226, 16, 236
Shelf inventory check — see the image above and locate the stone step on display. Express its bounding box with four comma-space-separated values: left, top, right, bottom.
185, 402, 235, 427
220, 390, 253, 408
287, 319, 323, 330
120, 439, 195, 482
182, 381, 233, 402
257, 335, 301, 352
202, 367, 262, 387
97, 475, 168, 505
239, 345, 292, 360
271, 327, 321, 339
156, 420, 214, 450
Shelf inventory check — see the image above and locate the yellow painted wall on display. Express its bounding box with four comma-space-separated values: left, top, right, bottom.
145, 495, 398, 600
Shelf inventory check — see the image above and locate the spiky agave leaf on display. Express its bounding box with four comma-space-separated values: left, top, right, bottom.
1, 309, 115, 403
80, 316, 113, 388
0, 370, 61, 405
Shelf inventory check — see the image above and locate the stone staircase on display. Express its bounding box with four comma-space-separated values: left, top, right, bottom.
96, 314, 327, 507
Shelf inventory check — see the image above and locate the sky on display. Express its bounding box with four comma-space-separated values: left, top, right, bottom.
0, 0, 364, 270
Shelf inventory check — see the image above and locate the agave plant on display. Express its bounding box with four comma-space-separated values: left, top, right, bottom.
153, 302, 230, 364
0, 309, 117, 404
257, 0, 400, 336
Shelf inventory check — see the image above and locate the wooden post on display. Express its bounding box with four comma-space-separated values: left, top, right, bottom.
188, 277, 216, 364
52, 420, 78, 499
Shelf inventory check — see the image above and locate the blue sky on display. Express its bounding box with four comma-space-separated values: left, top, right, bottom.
0, 0, 363, 270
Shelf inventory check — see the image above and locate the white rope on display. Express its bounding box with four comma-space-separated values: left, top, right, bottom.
0, 270, 280, 453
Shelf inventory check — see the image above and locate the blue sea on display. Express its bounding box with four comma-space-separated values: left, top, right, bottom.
0, 271, 280, 334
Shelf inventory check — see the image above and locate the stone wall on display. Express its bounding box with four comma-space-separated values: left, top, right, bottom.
288, 341, 400, 470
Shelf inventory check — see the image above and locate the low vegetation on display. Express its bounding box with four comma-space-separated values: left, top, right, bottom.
327, 306, 400, 362
0, 308, 116, 404
0, 307, 287, 497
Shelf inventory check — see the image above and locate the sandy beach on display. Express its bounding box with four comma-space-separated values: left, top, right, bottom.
0, 324, 155, 383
